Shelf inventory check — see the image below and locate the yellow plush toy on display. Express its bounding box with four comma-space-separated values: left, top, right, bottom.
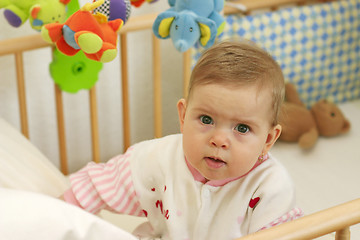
278, 83, 351, 149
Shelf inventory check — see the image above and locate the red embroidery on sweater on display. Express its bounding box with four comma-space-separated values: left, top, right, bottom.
156, 200, 163, 212
156, 200, 170, 220
164, 210, 169, 219
151, 188, 155, 191
142, 210, 148, 217
249, 197, 260, 208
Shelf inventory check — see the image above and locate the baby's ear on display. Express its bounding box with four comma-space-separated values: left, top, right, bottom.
177, 99, 187, 133
263, 124, 282, 154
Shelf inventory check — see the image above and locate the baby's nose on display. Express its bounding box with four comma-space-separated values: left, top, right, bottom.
210, 131, 230, 149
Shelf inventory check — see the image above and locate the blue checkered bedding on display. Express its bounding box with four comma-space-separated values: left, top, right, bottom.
191, 0, 360, 107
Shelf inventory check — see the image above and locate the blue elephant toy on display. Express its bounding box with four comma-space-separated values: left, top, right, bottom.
152, 0, 225, 52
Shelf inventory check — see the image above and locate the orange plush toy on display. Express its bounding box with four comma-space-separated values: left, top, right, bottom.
41, 0, 123, 63
278, 83, 351, 149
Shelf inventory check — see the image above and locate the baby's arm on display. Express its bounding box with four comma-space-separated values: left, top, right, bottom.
247, 160, 303, 233
259, 207, 303, 230
61, 149, 144, 217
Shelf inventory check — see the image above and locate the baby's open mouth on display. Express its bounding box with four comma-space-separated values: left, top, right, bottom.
205, 157, 226, 169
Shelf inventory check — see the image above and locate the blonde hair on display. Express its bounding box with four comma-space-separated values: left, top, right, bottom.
188, 40, 285, 125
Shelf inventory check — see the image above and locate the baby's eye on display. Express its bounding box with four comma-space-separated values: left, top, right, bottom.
200, 115, 213, 125
235, 124, 250, 133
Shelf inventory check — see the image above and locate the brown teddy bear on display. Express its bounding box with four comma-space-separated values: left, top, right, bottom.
278, 83, 351, 149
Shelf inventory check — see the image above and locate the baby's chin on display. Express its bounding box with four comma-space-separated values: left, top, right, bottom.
201, 171, 236, 182
200, 168, 253, 183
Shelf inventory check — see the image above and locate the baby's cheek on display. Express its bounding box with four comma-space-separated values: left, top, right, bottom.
231, 153, 258, 176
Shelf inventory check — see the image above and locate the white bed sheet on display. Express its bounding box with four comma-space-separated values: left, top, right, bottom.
0, 188, 138, 240
0, 118, 69, 197
0, 118, 142, 238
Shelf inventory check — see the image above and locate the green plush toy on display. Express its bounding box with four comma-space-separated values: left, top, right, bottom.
0, 0, 70, 31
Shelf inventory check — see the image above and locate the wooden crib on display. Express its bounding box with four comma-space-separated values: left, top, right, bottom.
0, 0, 342, 175
0, 0, 359, 239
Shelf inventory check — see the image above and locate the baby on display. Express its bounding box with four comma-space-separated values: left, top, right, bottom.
62, 40, 302, 239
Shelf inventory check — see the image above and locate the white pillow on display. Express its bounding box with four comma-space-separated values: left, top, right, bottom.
0, 188, 138, 240
0, 118, 68, 197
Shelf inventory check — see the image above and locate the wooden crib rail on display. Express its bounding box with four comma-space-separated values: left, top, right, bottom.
237, 198, 360, 240
0, 34, 50, 56
224, 0, 338, 14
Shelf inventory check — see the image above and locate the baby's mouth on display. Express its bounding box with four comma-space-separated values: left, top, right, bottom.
205, 157, 226, 169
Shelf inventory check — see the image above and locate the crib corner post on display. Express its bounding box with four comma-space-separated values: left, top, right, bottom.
335, 227, 350, 240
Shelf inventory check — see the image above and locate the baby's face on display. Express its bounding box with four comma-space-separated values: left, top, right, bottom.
177, 83, 281, 181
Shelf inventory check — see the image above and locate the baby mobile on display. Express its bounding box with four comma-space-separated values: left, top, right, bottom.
0, 0, 156, 93
41, 0, 134, 93
1, 0, 223, 92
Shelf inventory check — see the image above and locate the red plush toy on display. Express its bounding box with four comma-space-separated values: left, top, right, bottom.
41, 0, 123, 62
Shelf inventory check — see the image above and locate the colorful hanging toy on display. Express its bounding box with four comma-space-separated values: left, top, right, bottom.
152, 0, 225, 52
41, 0, 131, 63
48, 0, 103, 93
0, 0, 71, 31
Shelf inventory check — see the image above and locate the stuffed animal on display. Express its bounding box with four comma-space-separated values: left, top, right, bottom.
0, 0, 70, 31
152, 0, 225, 52
41, 0, 125, 63
130, 0, 158, 7
278, 83, 351, 149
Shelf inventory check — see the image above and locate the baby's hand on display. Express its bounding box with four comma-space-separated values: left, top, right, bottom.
58, 194, 65, 201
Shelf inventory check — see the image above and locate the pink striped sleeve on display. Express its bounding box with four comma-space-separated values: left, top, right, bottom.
260, 207, 304, 230
67, 147, 144, 217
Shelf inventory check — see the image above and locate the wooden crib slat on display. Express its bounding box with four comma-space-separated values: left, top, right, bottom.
182, 50, 191, 99
120, 33, 131, 151
89, 87, 100, 163
54, 84, 68, 175
15, 52, 29, 138
152, 35, 162, 138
